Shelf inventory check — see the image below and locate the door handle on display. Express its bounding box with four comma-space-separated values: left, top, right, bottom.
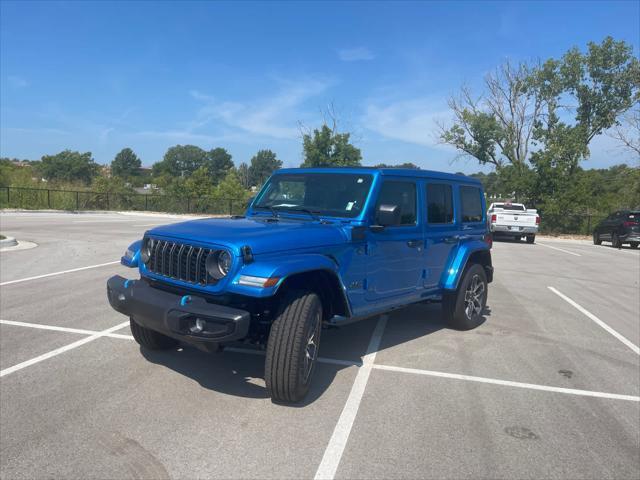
407, 239, 423, 248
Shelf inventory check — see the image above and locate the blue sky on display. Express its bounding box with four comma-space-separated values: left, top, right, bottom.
1, 1, 638, 173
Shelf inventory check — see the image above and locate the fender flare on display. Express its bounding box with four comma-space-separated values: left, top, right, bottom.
442, 241, 492, 291
227, 253, 349, 304
121, 239, 142, 268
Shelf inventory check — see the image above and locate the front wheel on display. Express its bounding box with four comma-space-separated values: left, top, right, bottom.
443, 264, 488, 330
130, 318, 178, 350
630, 242, 639, 249
265, 290, 322, 403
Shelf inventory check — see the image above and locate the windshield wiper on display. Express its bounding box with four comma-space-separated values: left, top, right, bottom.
254, 205, 279, 219
276, 207, 321, 220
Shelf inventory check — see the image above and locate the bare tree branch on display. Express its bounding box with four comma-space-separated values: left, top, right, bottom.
608, 107, 640, 157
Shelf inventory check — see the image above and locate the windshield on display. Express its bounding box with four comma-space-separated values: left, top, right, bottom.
253, 173, 373, 218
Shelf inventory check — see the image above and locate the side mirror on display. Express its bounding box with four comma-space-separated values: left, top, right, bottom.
372, 204, 401, 232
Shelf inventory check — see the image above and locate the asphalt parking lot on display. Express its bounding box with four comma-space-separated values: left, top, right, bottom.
1, 211, 639, 480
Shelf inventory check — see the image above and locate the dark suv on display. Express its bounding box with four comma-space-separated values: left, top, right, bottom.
593, 210, 640, 248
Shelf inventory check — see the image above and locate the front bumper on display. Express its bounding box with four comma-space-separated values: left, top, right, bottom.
106, 275, 250, 344
491, 225, 538, 235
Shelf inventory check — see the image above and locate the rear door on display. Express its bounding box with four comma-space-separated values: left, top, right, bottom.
366, 179, 424, 300
423, 182, 458, 289
600, 212, 621, 239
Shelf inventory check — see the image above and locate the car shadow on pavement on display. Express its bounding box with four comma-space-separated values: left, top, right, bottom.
139, 300, 489, 405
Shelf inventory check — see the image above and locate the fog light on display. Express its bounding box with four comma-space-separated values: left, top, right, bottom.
190, 318, 205, 333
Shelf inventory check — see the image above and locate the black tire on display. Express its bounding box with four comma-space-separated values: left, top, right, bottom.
265, 290, 322, 403
593, 231, 602, 245
631, 242, 639, 249
443, 264, 488, 330
612, 233, 621, 249
526, 235, 535, 244
130, 317, 178, 350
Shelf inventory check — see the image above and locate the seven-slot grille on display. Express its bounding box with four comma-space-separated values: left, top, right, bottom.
146, 239, 216, 285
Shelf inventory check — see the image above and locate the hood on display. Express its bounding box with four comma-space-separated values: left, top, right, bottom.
146, 216, 349, 255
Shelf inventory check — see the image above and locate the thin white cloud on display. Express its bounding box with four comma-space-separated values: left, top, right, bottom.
135, 130, 222, 144
7, 75, 29, 88
338, 47, 375, 62
188, 78, 333, 139
362, 97, 451, 147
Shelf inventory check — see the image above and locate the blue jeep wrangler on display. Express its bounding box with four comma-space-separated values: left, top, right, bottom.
107, 168, 493, 402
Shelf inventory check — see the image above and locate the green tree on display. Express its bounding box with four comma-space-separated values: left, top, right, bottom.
184, 166, 215, 197
301, 124, 362, 167
111, 148, 141, 178
529, 37, 640, 211
152, 145, 208, 178
39, 150, 99, 185
249, 149, 282, 186
373, 162, 420, 169
206, 147, 234, 184
213, 170, 247, 199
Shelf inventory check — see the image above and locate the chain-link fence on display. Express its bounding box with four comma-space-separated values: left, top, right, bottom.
0, 186, 249, 216
538, 213, 609, 236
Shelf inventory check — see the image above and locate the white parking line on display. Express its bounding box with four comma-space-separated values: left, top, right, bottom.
0, 261, 120, 286
548, 286, 639, 355
373, 364, 639, 402
315, 315, 387, 480
537, 242, 582, 257
0, 319, 133, 340
2, 318, 637, 402
0, 321, 130, 378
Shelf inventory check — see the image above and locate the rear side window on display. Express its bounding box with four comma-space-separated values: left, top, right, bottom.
427, 184, 454, 223
376, 181, 417, 225
460, 186, 483, 222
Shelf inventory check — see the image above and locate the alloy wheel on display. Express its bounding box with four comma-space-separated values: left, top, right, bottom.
303, 312, 320, 383
464, 274, 485, 320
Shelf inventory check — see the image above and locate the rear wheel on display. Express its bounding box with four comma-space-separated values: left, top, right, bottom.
630, 242, 639, 249
265, 290, 322, 403
130, 318, 178, 350
443, 264, 488, 330
612, 233, 622, 248
593, 231, 602, 245
526, 235, 535, 244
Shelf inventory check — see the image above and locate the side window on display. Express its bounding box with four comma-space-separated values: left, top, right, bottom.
460, 186, 483, 223
376, 181, 417, 225
426, 183, 454, 223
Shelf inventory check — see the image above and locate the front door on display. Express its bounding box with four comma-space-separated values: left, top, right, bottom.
366, 179, 424, 301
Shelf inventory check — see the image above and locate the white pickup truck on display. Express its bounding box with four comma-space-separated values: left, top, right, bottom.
488, 202, 540, 243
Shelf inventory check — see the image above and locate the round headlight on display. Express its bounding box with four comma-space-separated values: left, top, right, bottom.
218, 250, 232, 276
141, 238, 153, 264
206, 250, 232, 280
